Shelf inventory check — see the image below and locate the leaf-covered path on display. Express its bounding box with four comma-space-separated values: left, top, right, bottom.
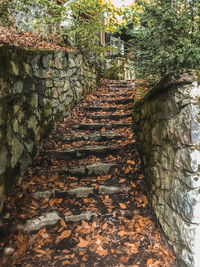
0, 80, 176, 266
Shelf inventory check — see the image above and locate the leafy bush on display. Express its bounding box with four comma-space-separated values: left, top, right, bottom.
130, 0, 200, 84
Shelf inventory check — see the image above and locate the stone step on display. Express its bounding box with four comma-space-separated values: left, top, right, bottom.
59, 131, 123, 142
32, 184, 130, 200
98, 92, 134, 98
65, 212, 98, 223
84, 106, 132, 112
73, 122, 131, 130
94, 98, 134, 105
88, 113, 132, 120
47, 145, 120, 160
19, 211, 98, 233
53, 162, 117, 176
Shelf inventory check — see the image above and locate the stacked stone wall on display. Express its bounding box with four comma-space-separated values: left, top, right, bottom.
133, 72, 200, 267
0, 46, 98, 211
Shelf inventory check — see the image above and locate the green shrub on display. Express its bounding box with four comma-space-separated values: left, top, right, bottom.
130, 0, 200, 84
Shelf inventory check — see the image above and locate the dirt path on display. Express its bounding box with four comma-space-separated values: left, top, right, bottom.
0, 80, 176, 267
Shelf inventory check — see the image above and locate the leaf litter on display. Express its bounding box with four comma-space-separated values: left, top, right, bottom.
0, 79, 176, 266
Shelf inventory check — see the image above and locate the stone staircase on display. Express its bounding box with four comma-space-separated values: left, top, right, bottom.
23, 79, 136, 231
0, 79, 176, 266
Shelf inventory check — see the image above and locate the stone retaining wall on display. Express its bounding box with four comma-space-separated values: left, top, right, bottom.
132, 72, 200, 267
0, 46, 98, 212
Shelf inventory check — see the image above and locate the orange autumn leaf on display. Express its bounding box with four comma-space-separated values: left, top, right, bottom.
127, 160, 135, 165
56, 230, 71, 243
62, 260, 71, 265
49, 198, 63, 207
120, 255, 129, 263
102, 223, 108, 230
119, 178, 126, 183
38, 228, 49, 239
125, 166, 132, 174
77, 237, 89, 248
96, 245, 108, 256
147, 258, 153, 266
60, 218, 67, 228
35, 249, 46, 255
119, 203, 126, 209
82, 255, 88, 262
130, 181, 136, 188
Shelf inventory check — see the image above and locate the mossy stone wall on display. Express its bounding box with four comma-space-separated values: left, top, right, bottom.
133, 72, 200, 267
0, 46, 98, 212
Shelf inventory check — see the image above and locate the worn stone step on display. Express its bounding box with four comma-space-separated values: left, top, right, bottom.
65, 212, 98, 222
73, 122, 131, 130
98, 185, 130, 194
23, 211, 61, 232
32, 186, 94, 200
54, 162, 117, 176
84, 106, 132, 112
60, 131, 123, 142
99, 98, 134, 104
88, 113, 132, 120
32, 184, 130, 201
47, 145, 120, 160
98, 92, 134, 98
17, 211, 98, 232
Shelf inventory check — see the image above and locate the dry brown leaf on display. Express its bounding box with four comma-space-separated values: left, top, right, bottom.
96, 245, 108, 256
127, 160, 135, 165
49, 198, 63, 207
56, 230, 71, 243
38, 228, 49, 239
119, 178, 126, 183
119, 203, 126, 209
35, 249, 46, 254
82, 256, 88, 262
60, 218, 67, 228
130, 181, 136, 188
147, 258, 153, 266
120, 255, 129, 263
77, 237, 89, 248
102, 223, 108, 230
62, 260, 71, 265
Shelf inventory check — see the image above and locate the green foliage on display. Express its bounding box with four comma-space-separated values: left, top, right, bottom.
64, 0, 123, 53
0, 0, 12, 26
130, 0, 200, 84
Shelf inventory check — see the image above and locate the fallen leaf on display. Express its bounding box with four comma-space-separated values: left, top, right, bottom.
82, 255, 88, 262
77, 237, 89, 248
119, 178, 126, 183
121, 255, 129, 263
147, 258, 153, 266
96, 245, 108, 256
102, 223, 108, 230
130, 181, 136, 188
56, 230, 72, 243
62, 260, 71, 265
119, 203, 126, 209
49, 198, 63, 207
38, 228, 49, 239
127, 160, 135, 165
35, 249, 46, 254
60, 218, 67, 228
